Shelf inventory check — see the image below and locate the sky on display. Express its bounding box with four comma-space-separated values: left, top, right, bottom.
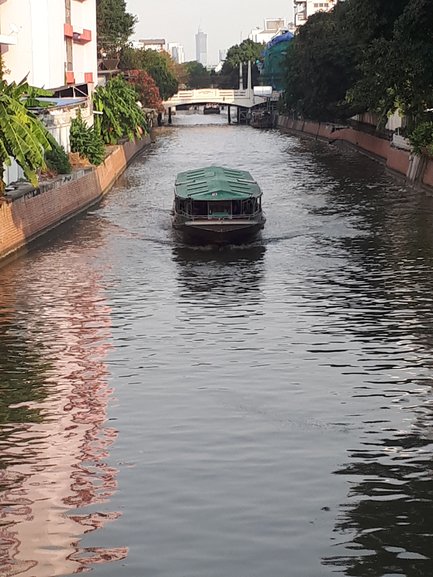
125, 0, 294, 65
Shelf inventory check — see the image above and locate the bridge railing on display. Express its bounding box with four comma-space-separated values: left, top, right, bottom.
164, 88, 250, 106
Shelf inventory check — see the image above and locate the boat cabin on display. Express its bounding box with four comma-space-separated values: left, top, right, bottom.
174, 196, 262, 219
174, 166, 263, 221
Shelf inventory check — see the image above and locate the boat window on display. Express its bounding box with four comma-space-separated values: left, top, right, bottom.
192, 201, 207, 216
242, 199, 255, 214
208, 201, 232, 217
232, 200, 241, 215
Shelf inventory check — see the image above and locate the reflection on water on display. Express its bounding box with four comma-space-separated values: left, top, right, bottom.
1, 114, 433, 577
324, 428, 433, 576
173, 243, 266, 298
0, 225, 125, 576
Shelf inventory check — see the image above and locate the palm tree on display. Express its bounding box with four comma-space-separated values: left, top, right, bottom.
0, 78, 53, 194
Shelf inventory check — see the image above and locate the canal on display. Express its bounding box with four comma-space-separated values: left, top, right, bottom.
0, 112, 432, 577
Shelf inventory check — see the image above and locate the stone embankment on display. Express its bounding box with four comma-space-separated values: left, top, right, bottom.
277, 115, 433, 191
0, 135, 151, 266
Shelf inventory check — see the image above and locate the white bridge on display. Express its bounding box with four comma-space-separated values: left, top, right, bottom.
163, 62, 272, 113
163, 87, 266, 110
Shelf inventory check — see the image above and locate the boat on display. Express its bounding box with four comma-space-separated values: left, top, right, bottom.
172, 166, 266, 245
203, 104, 220, 115
250, 109, 273, 129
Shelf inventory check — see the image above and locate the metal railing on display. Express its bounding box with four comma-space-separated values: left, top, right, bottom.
175, 209, 262, 221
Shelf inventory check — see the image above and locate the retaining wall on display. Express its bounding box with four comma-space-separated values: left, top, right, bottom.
276, 115, 433, 186
0, 135, 151, 264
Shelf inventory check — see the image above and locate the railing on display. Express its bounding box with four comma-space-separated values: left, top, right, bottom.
175, 209, 262, 221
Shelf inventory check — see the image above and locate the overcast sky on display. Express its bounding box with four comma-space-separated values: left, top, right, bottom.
125, 0, 294, 64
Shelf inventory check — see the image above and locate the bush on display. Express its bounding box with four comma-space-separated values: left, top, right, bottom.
408, 121, 433, 156
45, 135, 71, 174
93, 75, 147, 144
70, 113, 105, 166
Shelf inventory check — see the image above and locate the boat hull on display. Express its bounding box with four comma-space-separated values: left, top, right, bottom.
203, 106, 221, 115
173, 216, 265, 245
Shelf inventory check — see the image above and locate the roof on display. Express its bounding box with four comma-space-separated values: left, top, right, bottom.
266, 30, 294, 48
175, 166, 262, 201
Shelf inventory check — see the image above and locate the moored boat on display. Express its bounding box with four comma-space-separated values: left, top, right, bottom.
203, 104, 220, 114
172, 166, 265, 245
250, 109, 273, 128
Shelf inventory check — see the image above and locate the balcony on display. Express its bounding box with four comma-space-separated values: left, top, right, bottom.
73, 28, 91, 43
64, 23, 73, 38
65, 71, 76, 84
64, 23, 92, 43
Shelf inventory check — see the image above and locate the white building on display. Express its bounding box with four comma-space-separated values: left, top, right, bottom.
168, 42, 185, 64
249, 18, 287, 45
195, 28, 207, 67
0, 0, 97, 91
293, 0, 337, 27
0, 0, 97, 184
218, 49, 227, 62
138, 38, 166, 52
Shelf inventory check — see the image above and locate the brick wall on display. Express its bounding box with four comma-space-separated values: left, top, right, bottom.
0, 136, 150, 263
276, 116, 433, 186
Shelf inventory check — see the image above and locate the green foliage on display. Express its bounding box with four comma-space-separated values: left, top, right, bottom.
96, 0, 137, 58
220, 40, 263, 88
0, 78, 53, 191
70, 113, 105, 165
281, 0, 433, 125
93, 75, 147, 144
224, 39, 264, 68
119, 47, 178, 100
283, 8, 358, 121
45, 134, 71, 174
184, 61, 211, 89
408, 121, 433, 156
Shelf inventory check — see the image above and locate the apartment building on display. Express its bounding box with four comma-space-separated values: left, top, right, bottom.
168, 43, 185, 64
0, 0, 97, 91
293, 0, 337, 27
249, 18, 287, 44
137, 38, 166, 52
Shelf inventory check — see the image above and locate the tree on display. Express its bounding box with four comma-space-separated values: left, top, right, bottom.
184, 61, 211, 89
219, 39, 264, 88
283, 7, 358, 121
281, 0, 411, 122
173, 63, 189, 89
391, 0, 433, 124
93, 75, 147, 144
346, 0, 431, 127
0, 78, 52, 193
119, 47, 178, 100
127, 69, 164, 111
96, 0, 137, 58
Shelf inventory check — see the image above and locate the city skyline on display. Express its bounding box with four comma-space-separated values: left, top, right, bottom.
125, 0, 294, 64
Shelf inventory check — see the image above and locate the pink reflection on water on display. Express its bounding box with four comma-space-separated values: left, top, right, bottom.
0, 254, 126, 577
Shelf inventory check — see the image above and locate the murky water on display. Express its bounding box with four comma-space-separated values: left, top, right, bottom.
0, 112, 432, 577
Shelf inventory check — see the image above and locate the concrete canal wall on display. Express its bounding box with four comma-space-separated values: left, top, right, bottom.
0, 135, 151, 265
277, 115, 433, 190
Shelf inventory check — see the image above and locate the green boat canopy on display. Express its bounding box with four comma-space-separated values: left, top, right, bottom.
175, 166, 262, 201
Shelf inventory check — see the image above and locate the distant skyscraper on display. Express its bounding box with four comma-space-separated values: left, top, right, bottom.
168, 43, 185, 64
218, 49, 227, 62
195, 28, 207, 66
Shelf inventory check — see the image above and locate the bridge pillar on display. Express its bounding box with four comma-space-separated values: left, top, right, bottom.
247, 60, 252, 95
